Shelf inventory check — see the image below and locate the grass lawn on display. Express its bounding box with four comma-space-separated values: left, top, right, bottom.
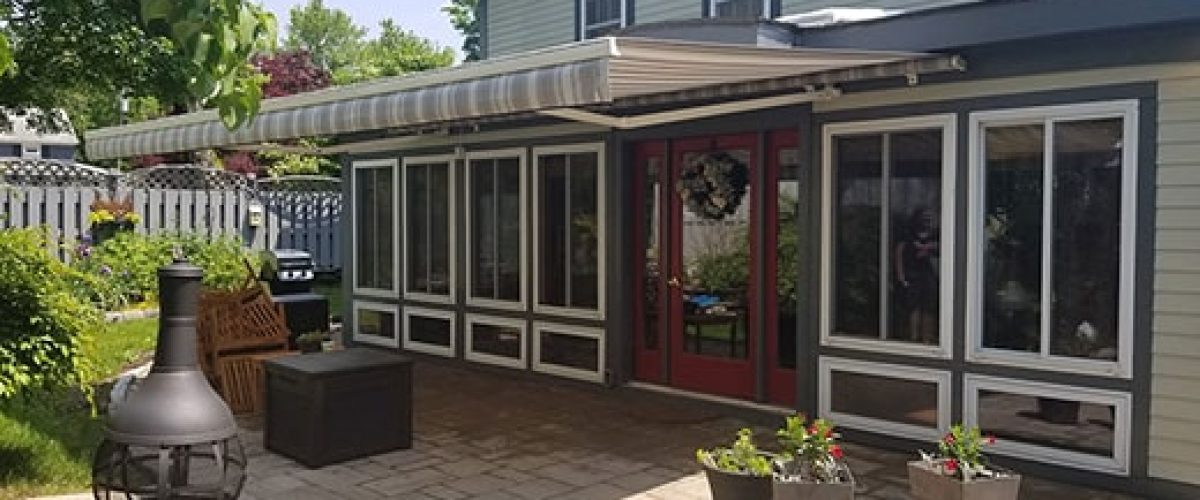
0, 318, 158, 500
312, 280, 344, 321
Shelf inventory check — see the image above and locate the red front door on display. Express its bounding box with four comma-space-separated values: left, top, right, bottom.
668, 135, 760, 399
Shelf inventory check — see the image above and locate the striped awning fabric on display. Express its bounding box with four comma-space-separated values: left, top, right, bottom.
85, 38, 960, 160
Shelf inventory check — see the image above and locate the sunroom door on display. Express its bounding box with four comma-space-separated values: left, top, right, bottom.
667, 134, 758, 400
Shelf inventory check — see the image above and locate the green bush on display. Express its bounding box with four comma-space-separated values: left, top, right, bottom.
73, 232, 260, 307
0, 228, 101, 399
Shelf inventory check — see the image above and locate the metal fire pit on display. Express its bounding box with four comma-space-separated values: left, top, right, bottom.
92, 257, 247, 499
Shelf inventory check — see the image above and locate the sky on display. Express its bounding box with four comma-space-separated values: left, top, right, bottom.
259, 0, 467, 61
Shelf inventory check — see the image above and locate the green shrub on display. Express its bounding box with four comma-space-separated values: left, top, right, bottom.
0, 228, 101, 399
73, 232, 260, 307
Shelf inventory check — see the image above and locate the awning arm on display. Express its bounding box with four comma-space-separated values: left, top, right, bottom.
537, 88, 841, 129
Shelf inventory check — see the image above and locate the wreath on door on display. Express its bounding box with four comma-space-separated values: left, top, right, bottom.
675, 151, 749, 220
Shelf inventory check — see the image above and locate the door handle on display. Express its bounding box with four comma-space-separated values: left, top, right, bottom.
668, 276, 681, 288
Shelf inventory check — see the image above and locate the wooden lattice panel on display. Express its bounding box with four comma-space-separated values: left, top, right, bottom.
0, 159, 114, 187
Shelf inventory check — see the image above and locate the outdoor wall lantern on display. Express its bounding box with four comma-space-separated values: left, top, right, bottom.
92, 257, 247, 499
247, 203, 265, 228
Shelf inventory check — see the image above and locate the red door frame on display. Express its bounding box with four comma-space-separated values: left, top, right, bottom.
667, 134, 759, 400
765, 129, 800, 406
633, 141, 667, 383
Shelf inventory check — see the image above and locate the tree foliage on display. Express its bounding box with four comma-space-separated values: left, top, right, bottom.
253, 50, 331, 98
361, 19, 455, 79
283, 0, 366, 84
0, 0, 276, 132
444, 0, 482, 62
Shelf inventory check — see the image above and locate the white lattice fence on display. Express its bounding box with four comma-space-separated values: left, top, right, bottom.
1, 161, 344, 271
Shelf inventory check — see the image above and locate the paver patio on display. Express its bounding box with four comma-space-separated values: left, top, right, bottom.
236, 359, 1136, 500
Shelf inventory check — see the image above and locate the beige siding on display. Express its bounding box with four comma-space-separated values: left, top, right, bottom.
781, 0, 978, 15
487, 0, 576, 57
1150, 74, 1200, 487
637, 0, 701, 23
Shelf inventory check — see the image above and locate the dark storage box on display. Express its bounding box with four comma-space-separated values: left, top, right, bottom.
264, 348, 412, 468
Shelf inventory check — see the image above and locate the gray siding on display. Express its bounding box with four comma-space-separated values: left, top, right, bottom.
487, 0, 577, 57
638, 0, 701, 23
1150, 74, 1200, 486
781, 0, 978, 15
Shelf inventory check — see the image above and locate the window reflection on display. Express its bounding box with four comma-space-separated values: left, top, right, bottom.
776, 147, 801, 369
470, 157, 523, 302
978, 389, 1115, 457
537, 152, 600, 310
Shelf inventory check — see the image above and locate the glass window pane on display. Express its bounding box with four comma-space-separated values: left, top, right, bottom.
428, 166, 452, 295
406, 164, 429, 292
539, 331, 600, 372
409, 315, 451, 347
830, 370, 939, 428
1050, 119, 1123, 361
833, 135, 882, 339
586, 0, 621, 26
982, 125, 1045, 352
715, 0, 763, 17
472, 323, 523, 359
539, 155, 568, 307
471, 159, 497, 298
889, 130, 942, 345
776, 147, 801, 369
357, 308, 396, 340
569, 153, 600, 309
977, 389, 1115, 457
642, 156, 662, 350
496, 158, 523, 301
356, 167, 394, 291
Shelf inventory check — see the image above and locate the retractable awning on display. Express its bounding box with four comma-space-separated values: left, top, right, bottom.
84, 37, 963, 160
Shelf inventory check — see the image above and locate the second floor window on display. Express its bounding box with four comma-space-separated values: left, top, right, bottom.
582, 0, 623, 39
711, 0, 769, 18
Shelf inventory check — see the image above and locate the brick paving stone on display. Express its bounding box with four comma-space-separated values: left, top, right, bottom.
503, 478, 575, 499
533, 461, 618, 487
421, 484, 470, 500
489, 467, 535, 483
442, 474, 513, 496
568, 482, 633, 500
437, 457, 499, 478
361, 468, 450, 496
606, 470, 679, 492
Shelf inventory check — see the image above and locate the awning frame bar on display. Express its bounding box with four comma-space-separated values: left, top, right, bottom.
537, 88, 842, 129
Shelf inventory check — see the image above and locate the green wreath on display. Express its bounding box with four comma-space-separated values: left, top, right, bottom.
676, 151, 749, 220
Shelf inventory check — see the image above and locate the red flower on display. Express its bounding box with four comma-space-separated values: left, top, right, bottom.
823, 427, 834, 438
830, 445, 843, 460
943, 434, 955, 445
987, 435, 997, 445
944, 459, 959, 473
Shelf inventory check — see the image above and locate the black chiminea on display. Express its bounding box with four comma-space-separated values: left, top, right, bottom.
92, 257, 247, 499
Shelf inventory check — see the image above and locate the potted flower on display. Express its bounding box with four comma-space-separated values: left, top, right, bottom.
773, 414, 854, 500
88, 194, 141, 245
909, 425, 1020, 500
696, 428, 774, 500
296, 331, 329, 354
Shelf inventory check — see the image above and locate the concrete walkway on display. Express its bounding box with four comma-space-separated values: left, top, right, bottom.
233, 360, 1136, 500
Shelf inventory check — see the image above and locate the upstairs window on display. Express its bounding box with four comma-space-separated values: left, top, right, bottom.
581, 0, 624, 39
710, 0, 770, 18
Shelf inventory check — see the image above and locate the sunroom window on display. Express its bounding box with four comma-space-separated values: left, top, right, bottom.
710, 0, 769, 18
535, 146, 603, 314
971, 101, 1136, 376
581, 0, 623, 39
404, 157, 453, 301
467, 152, 525, 306
824, 118, 954, 354
353, 160, 396, 294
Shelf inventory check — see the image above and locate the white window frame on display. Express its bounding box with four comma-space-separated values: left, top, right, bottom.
402, 154, 457, 305
465, 314, 528, 369
402, 306, 456, 357
351, 159, 400, 298
579, 0, 626, 40
532, 322, 606, 383
532, 143, 607, 320
818, 356, 950, 441
820, 114, 958, 359
465, 148, 528, 311
964, 374, 1131, 475
351, 301, 400, 348
709, 0, 771, 18
966, 100, 1138, 378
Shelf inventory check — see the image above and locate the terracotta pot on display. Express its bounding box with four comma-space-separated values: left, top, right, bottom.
702, 464, 772, 500
907, 461, 1021, 500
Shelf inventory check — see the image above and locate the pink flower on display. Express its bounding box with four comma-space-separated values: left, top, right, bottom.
943, 434, 955, 445
830, 445, 843, 460
987, 435, 997, 445
945, 459, 959, 473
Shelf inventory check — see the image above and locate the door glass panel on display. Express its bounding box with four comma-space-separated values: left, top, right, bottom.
776, 147, 801, 369
1050, 119, 1122, 360
642, 156, 662, 350
982, 125, 1045, 351
680, 148, 752, 359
